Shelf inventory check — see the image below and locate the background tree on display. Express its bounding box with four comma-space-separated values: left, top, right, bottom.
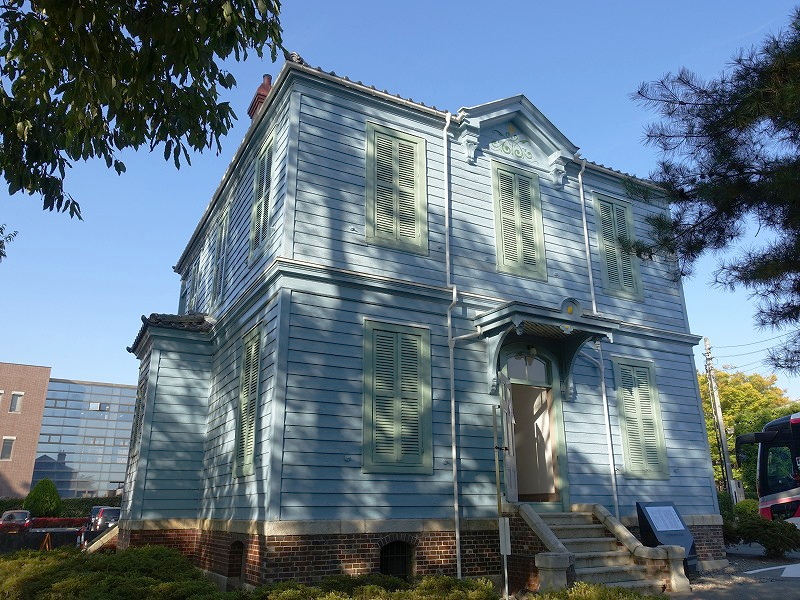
632, 7, 800, 372
0, 224, 16, 262
0, 0, 284, 221
699, 368, 799, 494
23, 478, 61, 517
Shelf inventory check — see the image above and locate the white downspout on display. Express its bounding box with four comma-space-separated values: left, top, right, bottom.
580, 341, 620, 520
578, 159, 598, 314
442, 112, 463, 579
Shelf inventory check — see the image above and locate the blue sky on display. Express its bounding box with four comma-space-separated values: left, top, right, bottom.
2, 1, 798, 399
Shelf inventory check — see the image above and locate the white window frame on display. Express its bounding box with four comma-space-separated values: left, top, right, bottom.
9, 391, 23, 413
0, 437, 15, 461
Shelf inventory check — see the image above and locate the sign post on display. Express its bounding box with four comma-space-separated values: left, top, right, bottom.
636, 502, 697, 574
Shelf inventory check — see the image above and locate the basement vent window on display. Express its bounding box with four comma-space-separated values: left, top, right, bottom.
380, 541, 413, 579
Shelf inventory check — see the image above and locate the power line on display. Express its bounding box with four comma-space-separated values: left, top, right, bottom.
714, 331, 795, 349
721, 358, 769, 370
716, 347, 777, 359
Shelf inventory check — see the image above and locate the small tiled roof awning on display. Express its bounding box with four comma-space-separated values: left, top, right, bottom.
473, 300, 618, 342
127, 313, 215, 355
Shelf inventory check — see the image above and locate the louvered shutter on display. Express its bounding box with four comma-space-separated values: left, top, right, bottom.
371, 331, 423, 465
364, 322, 431, 474
373, 133, 419, 244
252, 142, 273, 250
211, 210, 228, 303
616, 361, 668, 478
497, 168, 540, 267
236, 331, 260, 477
186, 260, 200, 313
374, 133, 396, 239
493, 163, 545, 279
397, 141, 418, 243
366, 124, 427, 253
599, 199, 638, 297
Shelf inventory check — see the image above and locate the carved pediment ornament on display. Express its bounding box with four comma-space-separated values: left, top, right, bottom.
489, 127, 534, 161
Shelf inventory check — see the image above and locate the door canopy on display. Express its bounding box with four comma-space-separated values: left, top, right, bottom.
473, 299, 618, 400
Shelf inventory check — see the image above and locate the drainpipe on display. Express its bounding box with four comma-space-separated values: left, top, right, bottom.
580, 340, 620, 519
578, 159, 598, 314
441, 112, 463, 578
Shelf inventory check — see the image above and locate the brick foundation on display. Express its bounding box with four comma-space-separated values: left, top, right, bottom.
119, 516, 724, 589
625, 523, 725, 563
120, 526, 507, 588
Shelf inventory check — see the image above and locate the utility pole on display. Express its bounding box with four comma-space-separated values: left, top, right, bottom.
704, 337, 741, 503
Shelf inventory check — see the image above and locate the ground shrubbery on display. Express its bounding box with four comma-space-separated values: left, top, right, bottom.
532, 582, 664, 600
0, 495, 121, 519
721, 495, 800, 558
0, 546, 666, 600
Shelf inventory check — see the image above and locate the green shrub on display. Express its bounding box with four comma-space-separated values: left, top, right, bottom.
0, 497, 24, 514
534, 581, 664, 599
733, 498, 760, 520
59, 495, 122, 518
318, 574, 410, 594
23, 479, 61, 517
737, 516, 800, 558
0, 545, 227, 599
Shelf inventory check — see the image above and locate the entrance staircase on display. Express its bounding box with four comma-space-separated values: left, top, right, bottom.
539, 511, 664, 593
519, 504, 688, 593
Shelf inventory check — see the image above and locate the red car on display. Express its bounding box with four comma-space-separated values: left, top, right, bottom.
0, 510, 31, 534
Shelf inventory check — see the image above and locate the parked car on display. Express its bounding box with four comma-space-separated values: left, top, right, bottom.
93, 507, 120, 530
0, 510, 31, 534
87, 505, 110, 531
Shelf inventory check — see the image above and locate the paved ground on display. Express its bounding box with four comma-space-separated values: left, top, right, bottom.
670, 544, 800, 599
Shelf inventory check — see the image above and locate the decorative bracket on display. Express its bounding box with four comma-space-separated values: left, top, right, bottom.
548, 151, 570, 189
456, 120, 480, 164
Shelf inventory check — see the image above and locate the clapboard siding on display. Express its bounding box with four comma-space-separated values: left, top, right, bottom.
198, 295, 281, 520
131, 67, 718, 528
131, 339, 211, 520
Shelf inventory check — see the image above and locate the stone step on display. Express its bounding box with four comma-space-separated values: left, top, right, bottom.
547, 524, 609, 539
539, 511, 595, 526
575, 564, 650, 584
573, 550, 634, 569
560, 537, 621, 553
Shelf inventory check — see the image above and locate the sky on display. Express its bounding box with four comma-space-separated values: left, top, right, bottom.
2, 1, 799, 399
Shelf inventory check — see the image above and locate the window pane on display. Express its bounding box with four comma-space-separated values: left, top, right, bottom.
0, 439, 13, 460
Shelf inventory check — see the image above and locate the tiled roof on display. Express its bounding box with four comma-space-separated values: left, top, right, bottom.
127, 313, 215, 354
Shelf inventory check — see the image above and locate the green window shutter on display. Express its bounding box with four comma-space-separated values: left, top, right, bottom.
597, 198, 641, 299
186, 259, 200, 313
211, 207, 229, 304
614, 359, 668, 479
366, 123, 428, 254
492, 162, 546, 280
363, 321, 432, 474
251, 140, 273, 254
236, 329, 260, 477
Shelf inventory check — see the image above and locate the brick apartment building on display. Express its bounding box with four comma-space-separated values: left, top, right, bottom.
0, 363, 50, 498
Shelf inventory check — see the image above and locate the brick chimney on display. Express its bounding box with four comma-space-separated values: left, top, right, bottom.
247, 74, 273, 120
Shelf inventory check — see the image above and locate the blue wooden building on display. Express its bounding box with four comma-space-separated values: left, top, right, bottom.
124, 55, 723, 592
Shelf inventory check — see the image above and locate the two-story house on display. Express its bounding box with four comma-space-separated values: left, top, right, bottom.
123, 54, 724, 592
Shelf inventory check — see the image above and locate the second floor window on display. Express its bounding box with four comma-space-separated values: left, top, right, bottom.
250, 138, 274, 258
596, 196, 642, 300
366, 123, 428, 254
492, 162, 546, 280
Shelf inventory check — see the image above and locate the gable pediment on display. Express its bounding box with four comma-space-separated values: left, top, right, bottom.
455, 95, 578, 186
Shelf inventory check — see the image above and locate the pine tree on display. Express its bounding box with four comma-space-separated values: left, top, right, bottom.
632, 7, 800, 372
